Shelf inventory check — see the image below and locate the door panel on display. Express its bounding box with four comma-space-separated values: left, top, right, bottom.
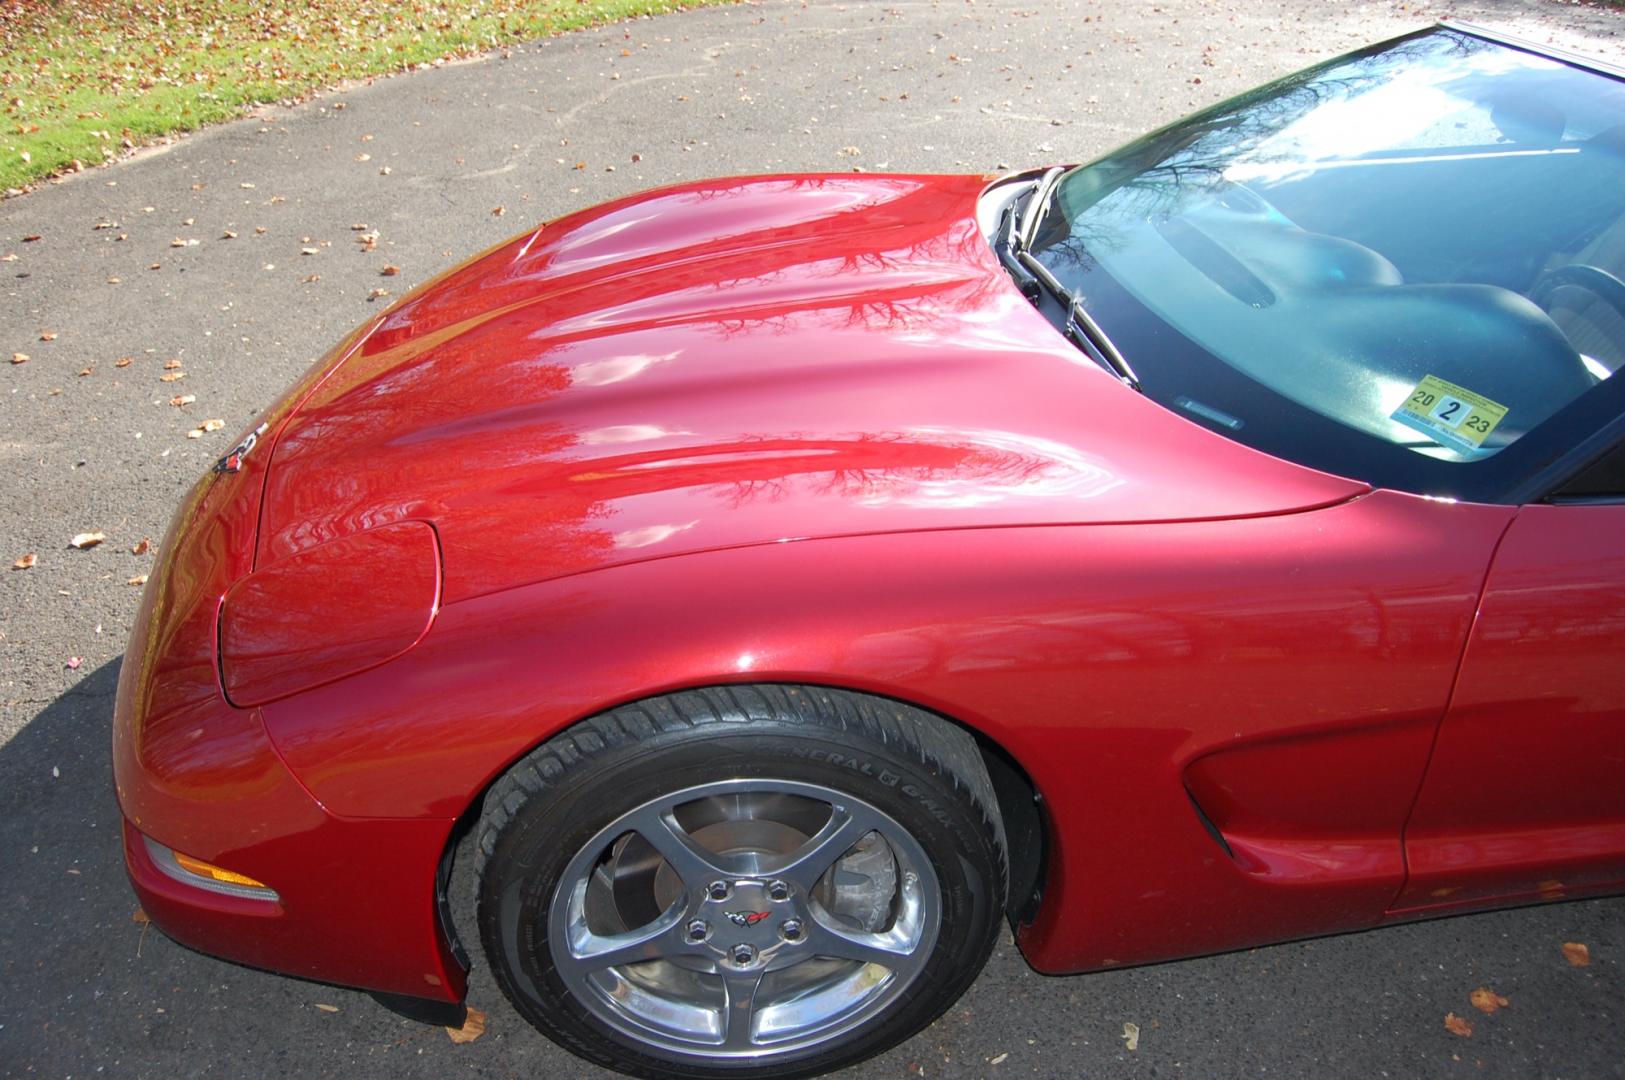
1396, 503, 1625, 911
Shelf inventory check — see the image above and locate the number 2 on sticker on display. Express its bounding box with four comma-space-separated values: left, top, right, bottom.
1430, 396, 1466, 427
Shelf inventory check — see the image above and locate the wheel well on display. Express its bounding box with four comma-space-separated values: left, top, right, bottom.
433, 682, 1051, 970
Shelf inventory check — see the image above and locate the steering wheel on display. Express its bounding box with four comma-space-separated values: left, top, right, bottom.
1529, 263, 1625, 323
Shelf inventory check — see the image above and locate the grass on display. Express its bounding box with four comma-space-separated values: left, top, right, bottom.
0, 0, 733, 192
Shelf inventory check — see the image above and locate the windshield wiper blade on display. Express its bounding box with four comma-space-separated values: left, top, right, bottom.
1015, 249, 1141, 391
1018, 166, 1066, 252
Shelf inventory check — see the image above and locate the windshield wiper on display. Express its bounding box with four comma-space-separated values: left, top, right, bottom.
1017, 250, 1141, 391
993, 172, 1140, 391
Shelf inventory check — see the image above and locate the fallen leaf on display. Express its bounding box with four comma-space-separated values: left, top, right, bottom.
201, 418, 225, 432
39, 330, 57, 341
127, 574, 148, 586
351, 223, 369, 231
70, 531, 106, 549
1470, 988, 1509, 1014
115, 357, 132, 368
369, 287, 391, 300
79, 367, 94, 377
300, 247, 319, 256
313, 1003, 340, 1013
23, 234, 41, 242
131, 908, 151, 924
169, 394, 196, 407
990, 1052, 1009, 1065
221, 230, 238, 240
491, 205, 506, 216
186, 429, 203, 440
163, 359, 183, 370
10, 353, 26, 365
354, 153, 371, 162
131, 538, 150, 555
1563, 942, 1591, 967
1121, 1021, 1139, 1051
254, 226, 268, 235
65, 656, 83, 670
380, 265, 400, 276
446, 1007, 487, 1044
303, 274, 321, 283
160, 372, 186, 382
1444, 1012, 1474, 1037
12, 553, 37, 570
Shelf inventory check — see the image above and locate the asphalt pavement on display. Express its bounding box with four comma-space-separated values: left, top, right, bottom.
3, 0, 1624, 1076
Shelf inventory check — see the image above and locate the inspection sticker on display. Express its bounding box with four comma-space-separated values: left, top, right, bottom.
1391, 375, 1509, 454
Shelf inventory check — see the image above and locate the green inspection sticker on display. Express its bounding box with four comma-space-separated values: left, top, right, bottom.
1391, 374, 1509, 454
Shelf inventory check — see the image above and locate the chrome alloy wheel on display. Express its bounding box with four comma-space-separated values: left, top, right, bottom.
547, 778, 941, 1062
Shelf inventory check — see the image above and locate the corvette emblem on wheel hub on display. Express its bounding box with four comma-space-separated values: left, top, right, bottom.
724, 910, 772, 928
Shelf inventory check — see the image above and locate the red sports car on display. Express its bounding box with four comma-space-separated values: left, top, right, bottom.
115, 21, 1625, 1079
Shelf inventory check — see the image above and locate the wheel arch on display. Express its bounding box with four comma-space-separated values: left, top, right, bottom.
434, 679, 1051, 979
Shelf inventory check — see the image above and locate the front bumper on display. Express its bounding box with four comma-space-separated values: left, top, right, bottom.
113, 397, 466, 1003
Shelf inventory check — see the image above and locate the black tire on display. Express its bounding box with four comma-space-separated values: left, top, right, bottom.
475, 684, 1007, 1080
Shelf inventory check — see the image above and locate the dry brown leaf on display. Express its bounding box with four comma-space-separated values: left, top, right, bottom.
254, 226, 268, 235
1470, 988, 1509, 1014
380, 265, 400, 276
1444, 1012, 1474, 1037
313, 1003, 340, 1013
350, 222, 369, 231
69, 531, 106, 549
491, 205, 506, 217
446, 1007, 487, 1044
222, 230, 238, 240
131, 538, 150, 555
303, 274, 321, 283
160, 372, 186, 382
127, 574, 148, 586
186, 429, 204, 439
163, 359, 183, 370
10, 352, 27, 365
1563, 942, 1591, 967
201, 418, 226, 432
40, 330, 58, 341
131, 907, 150, 925
169, 394, 196, 407
369, 287, 391, 300
22, 234, 41, 242
12, 553, 37, 570
115, 357, 132, 368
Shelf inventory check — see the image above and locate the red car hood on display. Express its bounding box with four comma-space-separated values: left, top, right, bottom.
257, 173, 1367, 604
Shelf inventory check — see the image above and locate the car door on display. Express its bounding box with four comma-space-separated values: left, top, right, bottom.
1394, 444, 1625, 912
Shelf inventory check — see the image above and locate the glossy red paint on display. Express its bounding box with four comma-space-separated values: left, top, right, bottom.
255, 175, 1365, 604
220, 520, 441, 707
1395, 502, 1625, 912
112, 168, 1623, 1015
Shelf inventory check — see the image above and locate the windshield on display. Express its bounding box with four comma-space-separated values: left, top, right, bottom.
1028, 27, 1625, 501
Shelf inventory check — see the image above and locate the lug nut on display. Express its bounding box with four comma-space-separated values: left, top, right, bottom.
707, 881, 731, 901
730, 943, 757, 966
686, 919, 710, 943
780, 919, 804, 943
767, 880, 790, 901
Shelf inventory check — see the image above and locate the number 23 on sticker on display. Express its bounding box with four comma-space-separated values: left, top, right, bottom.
1391, 375, 1509, 453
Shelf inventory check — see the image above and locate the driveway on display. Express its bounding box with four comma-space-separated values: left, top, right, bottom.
3, 1, 1623, 1076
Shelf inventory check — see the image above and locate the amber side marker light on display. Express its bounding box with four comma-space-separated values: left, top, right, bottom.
144, 836, 280, 902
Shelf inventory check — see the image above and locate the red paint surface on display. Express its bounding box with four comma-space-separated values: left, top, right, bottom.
221, 520, 441, 707
1395, 503, 1625, 911
113, 171, 1623, 1005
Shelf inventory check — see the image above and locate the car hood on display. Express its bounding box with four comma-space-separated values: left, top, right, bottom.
257, 173, 1367, 604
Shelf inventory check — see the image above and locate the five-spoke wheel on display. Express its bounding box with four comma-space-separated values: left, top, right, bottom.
476, 685, 1007, 1079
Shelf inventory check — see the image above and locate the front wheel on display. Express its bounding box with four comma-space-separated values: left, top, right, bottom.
474, 685, 1008, 1079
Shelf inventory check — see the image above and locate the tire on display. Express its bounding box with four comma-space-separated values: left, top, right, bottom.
474, 684, 1007, 1080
